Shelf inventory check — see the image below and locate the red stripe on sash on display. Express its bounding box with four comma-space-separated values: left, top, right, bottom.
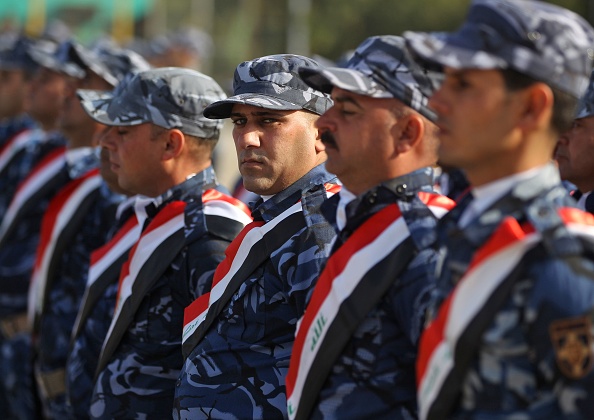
32, 168, 100, 278
203, 188, 251, 216
416, 207, 594, 390
115, 201, 186, 307
182, 220, 264, 328
13, 147, 66, 196
90, 215, 139, 266
286, 192, 452, 402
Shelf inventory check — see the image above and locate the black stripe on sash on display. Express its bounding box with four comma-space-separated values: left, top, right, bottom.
95, 228, 187, 379
205, 214, 249, 242
294, 237, 415, 420
0, 167, 69, 249
71, 250, 131, 343
32, 186, 101, 335
424, 253, 527, 419
181, 210, 306, 358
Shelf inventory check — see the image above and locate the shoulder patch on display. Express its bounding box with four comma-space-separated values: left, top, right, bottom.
550, 315, 594, 379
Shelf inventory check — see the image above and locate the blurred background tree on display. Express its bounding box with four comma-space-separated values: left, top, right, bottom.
1, 0, 592, 90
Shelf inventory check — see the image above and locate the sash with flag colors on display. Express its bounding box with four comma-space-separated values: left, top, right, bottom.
0, 147, 67, 248
0, 128, 40, 176
27, 168, 102, 330
182, 183, 341, 357
416, 208, 594, 420
96, 189, 252, 376
286, 192, 453, 420
71, 213, 141, 341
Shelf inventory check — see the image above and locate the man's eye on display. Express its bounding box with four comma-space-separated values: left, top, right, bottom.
231, 119, 246, 126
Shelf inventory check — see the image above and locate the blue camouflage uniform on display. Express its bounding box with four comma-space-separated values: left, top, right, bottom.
174, 164, 338, 419
0, 129, 66, 219
0, 147, 97, 420
310, 168, 446, 420
65, 196, 136, 419
33, 153, 122, 418
427, 164, 594, 418
0, 114, 36, 149
403, 1, 594, 417
90, 168, 246, 419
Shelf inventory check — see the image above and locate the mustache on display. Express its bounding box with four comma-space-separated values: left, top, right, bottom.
320, 131, 337, 148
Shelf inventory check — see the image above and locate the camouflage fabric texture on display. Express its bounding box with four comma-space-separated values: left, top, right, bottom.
90, 170, 244, 419
310, 168, 445, 419
27, 39, 86, 78
173, 165, 338, 420
73, 39, 151, 87
429, 164, 594, 417
78, 67, 226, 139
405, 0, 594, 98
299, 35, 441, 121
35, 178, 122, 419
576, 69, 594, 119
203, 54, 333, 118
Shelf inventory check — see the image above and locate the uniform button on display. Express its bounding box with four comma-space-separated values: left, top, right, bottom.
396, 184, 407, 194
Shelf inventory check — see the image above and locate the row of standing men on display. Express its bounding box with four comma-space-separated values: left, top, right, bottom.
1, 0, 594, 418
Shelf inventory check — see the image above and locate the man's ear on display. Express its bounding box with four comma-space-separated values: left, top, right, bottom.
162, 129, 185, 160
517, 82, 554, 132
395, 113, 424, 154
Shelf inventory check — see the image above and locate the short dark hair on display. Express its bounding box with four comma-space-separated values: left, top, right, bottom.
501, 68, 577, 135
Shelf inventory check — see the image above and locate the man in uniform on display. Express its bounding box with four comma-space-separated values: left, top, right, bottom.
285, 35, 454, 420
85, 67, 252, 419
556, 69, 594, 214
405, 0, 594, 418
26, 41, 149, 418
174, 54, 338, 419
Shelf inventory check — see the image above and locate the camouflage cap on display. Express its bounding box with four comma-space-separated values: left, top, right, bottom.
73, 40, 152, 87
299, 35, 440, 121
27, 39, 86, 78
203, 54, 332, 119
575, 69, 594, 119
0, 35, 43, 74
77, 67, 226, 139
404, 0, 594, 98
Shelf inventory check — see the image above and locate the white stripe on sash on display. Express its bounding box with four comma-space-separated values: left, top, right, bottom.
0, 151, 65, 241
418, 233, 538, 419
181, 201, 301, 344
27, 173, 102, 324
287, 214, 409, 417
102, 212, 185, 349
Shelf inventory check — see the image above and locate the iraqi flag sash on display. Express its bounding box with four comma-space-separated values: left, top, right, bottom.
71, 214, 141, 342
27, 168, 102, 330
0, 128, 39, 176
181, 202, 303, 357
286, 192, 452, 420
181, 183, 341, 357
0, 147, 67, 248
416, 208, 594, 420
96, 201, 188, 376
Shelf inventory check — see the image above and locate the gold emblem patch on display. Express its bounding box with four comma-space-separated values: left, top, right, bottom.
550, 315, 593, 379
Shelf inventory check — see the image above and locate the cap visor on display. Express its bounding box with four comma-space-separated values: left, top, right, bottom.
299, 66, 377, 96
204, 93, 302, 119
405, 30, 507, 71
77, 89, 121, 126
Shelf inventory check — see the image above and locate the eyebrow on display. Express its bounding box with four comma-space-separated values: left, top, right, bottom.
332, 95, 363, 110
230, 110, 286, 118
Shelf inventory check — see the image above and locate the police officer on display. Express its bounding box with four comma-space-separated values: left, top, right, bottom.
556, 69, 594, 214
174, 55, 338, 419
0, 35, 73, 420
405, 0, 594, 418
285, 35, 454, 420
27, 41, 150, 418
84, 67, 251, 419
